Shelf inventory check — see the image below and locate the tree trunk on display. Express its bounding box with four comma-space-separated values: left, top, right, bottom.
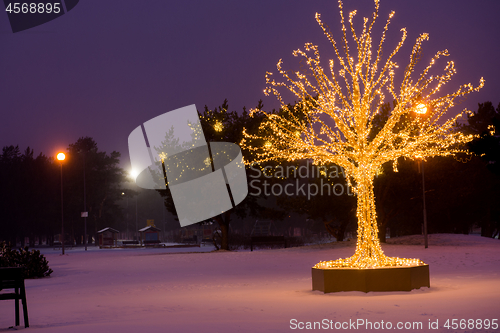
219, 222, 229, 250
322, 219, 348, 242
337, 222, 347, 242
322, 219, 338, 240
350, 175, 386, 266
213, 210, 231, 250
481, 207, 493, 237
378, 217, 387, 243
316, 173, 423, 268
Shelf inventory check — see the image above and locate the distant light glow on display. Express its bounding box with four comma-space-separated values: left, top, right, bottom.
57, 153, 65, 161
130, 169, 139, 180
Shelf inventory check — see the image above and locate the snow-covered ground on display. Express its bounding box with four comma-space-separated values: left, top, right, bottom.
1, 234, 499, 333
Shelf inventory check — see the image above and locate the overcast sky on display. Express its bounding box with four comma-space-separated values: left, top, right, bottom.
1, 0, 499, 170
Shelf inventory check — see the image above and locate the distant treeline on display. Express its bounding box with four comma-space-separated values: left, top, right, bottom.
0, 137, 124, 247
1, 101, 499, 248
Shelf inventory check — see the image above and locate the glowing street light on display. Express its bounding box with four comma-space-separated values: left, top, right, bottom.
415, 103, 428, 114
130, 169, 139, 182
57, 152, 66, 255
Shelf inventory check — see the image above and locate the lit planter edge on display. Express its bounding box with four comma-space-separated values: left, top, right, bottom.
312, 264, 429, 293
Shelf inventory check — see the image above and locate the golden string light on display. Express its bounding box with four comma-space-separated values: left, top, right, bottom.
241, 0, 483, 269
214, 121, 223, 132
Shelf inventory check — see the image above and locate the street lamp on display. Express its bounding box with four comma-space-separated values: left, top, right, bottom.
82, 151, 88, 251
415, 103, 427, 115
414, 103, 429, 249
122, 192, 129, 239
129, 170, 139, 241
135, 192, 138, 241
57, 152, 66, 255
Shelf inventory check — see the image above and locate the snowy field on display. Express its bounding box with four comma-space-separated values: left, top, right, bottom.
1, 234, 499, 333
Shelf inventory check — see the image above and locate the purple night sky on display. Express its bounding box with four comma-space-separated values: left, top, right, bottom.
1, 0, 499, 170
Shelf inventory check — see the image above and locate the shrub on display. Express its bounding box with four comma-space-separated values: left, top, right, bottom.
0, 241, 53, 278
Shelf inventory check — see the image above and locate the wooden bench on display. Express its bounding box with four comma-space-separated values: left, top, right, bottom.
0, 267, 29, 328
250, 236, 287, 251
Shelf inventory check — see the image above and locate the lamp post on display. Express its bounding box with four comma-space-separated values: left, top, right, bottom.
122, 192, 129, 239
57, 152, 66, 255
414, 103, 429, 249
83, 151, 87, 251
135, 195, 138, 241
130, 170, 139, 241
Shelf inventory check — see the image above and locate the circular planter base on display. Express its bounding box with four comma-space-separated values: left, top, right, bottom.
312, 264, 429, 293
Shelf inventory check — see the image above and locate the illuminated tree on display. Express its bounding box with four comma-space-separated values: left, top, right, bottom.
241, 0, 483, 268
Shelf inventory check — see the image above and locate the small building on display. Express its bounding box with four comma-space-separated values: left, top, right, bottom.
138, 225, 161, 245
97, 227, 119, 248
